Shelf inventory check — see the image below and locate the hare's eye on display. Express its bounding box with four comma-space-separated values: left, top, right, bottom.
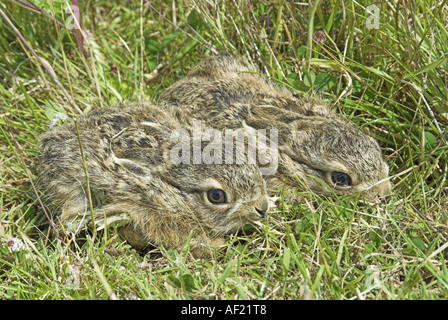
207, 189, 227, 204
331, 172, 352, 187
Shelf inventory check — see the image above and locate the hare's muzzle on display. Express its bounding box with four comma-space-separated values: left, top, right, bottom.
377, 180, 392, 202
364, 179, 392, 203
254, 196, 269, 218
256, 208, 267, 218
374, 179, 392, 201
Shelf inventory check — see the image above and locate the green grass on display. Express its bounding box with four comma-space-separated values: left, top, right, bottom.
0, 0, 447, 300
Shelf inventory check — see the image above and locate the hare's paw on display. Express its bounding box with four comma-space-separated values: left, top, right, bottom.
118, 225, 150, 251
188, 237, 225, 259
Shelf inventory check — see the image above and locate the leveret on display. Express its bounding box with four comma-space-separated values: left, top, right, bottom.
159, 53, 392, 202
37, 103, 270, 257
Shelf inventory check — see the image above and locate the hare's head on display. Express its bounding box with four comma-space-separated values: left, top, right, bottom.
159, 161, 269, 236
151, 124, 272, 235
247, 105, 391, 201
100, 118, 271, 251
93, 110, 272, 230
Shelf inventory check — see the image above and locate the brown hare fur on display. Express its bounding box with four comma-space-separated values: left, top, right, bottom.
37, 103, 270, 257
158, 53, 392, 202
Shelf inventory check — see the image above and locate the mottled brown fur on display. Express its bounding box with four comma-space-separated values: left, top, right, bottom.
38, 103, 269, 257
158, 53, 391, 201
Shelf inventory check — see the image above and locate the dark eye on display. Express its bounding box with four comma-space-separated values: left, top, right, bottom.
331, 172, 352, 187
207, 189, 227, 204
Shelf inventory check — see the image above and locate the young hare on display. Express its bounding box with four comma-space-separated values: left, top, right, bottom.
159, 53, 391, 202
38, 103, 270, 257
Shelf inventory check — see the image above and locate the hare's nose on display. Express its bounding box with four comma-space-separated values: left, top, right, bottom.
375, 180, 392, 202
254, 195, 269, 218
256, 208, 267, 218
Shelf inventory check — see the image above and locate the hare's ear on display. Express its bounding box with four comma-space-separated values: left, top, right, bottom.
111, 121, 175, 171
246, 105, 305, 129
304, 102, 334, 117
138, 121, 174, 141
246, 105, 318, 163
112, 156, 153, 177
187, 53, 253, 79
